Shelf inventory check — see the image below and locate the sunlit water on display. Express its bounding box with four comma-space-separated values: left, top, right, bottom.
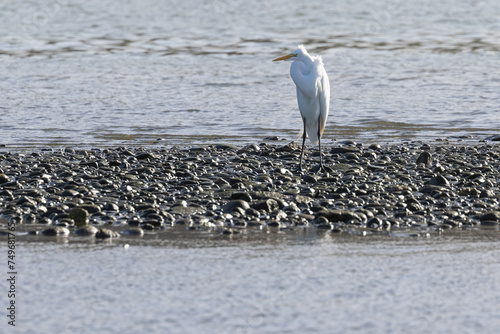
0, 0, 499, 148
1, 1, 500, 332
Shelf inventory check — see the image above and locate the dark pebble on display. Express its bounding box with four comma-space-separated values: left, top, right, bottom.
223, 200, 250, 213
0, 174, 9, 184
428, 175, 449, 186
316, 209, 363, 223
416, 151, 432, 165
121, 228, 144, 236
95, 228, 120, 239
481, 212, 500, 222
74, 225, 99, 236
41, 227, 70, 236
68, 207, 89, 227
253, 199, 280, 213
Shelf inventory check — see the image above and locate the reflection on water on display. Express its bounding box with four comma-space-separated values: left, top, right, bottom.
12, 223, 500, 248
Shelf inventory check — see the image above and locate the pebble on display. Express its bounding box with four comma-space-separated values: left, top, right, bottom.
0, 174, 9, 184
416, 151, 433, 165
41, 226, 70, 236
68, 207, 89, 227
0, 143, 498, 240
74, 225, 99, 236
121, 228, 144, 236
223, 200, 250, 213
95, 228, 120, 239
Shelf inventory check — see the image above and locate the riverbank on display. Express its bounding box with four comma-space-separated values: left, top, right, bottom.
1, 140, 499, 240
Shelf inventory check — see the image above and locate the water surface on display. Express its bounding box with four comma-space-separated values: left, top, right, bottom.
1, 0, 499, 148
5, 229, 500, 334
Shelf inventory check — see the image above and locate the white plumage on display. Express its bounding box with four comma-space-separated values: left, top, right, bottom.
273, 45, 330, 171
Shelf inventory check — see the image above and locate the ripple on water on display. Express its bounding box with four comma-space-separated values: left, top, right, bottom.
0, 0, 499, 148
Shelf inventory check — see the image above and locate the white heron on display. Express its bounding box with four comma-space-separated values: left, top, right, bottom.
273, 45, 330, 172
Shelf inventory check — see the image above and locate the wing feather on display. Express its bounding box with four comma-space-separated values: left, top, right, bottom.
316, 58, 330, 138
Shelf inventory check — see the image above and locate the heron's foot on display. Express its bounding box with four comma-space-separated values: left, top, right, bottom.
314, 163, 328, 175
296, 164, 305, 174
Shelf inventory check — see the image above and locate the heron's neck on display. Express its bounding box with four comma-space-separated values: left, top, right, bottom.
298, 56, 314, 75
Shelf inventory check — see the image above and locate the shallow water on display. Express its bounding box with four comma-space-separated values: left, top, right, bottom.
1, 0, 499, 149
3, 229, 500, 333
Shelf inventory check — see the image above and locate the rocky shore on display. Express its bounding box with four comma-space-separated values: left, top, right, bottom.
1, 140, 499, 240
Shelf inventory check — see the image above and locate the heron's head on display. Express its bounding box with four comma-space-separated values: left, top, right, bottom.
272, 45, 308, 62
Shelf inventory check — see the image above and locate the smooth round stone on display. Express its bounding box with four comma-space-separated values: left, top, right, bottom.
368, 143, 381, 150
330, 147, 360, 154
481, 211, 500, 222
0, 173, 9, 184
74, 225, 99, 236
416, 151, 432, 165
367, 217, 383, 229
103, 202, 120, 212
95, 228, 120, 239
253, 199, 279, 213
223, 200, 250, 213
68, 207, 89, 227
316, 209, 363, 223
230, 192, 253, 202
121, 228, 144, 236
41, 226, 70, 236
428, 175, 449, 186
61, 189, 80, 197
79, 204, 101, 214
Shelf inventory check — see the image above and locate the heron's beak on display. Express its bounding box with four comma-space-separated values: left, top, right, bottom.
272, 53, 297, 62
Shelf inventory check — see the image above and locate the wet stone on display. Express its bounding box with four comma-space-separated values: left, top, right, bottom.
41, 226, 70, 236
79, 204, 101, 214
316, 209, 364, 223
230, 192, 253, 202
121, 228, 144, 236
68, 207, 89, 227
223, 200, 250, 213
95, 228, 120, 239
367, 217, 383, 229
416, 151, 432, 165
0, 174, 9, 184
481, 211, 500, 222
428, 175, 449, 186
74, 225, 99, 236
61, 189, 80, 197
331, 147, 360, 154
135, 152, 157, 160
253, 199, 280, 213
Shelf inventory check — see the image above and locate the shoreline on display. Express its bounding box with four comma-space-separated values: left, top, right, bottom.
1, 141, 499, 241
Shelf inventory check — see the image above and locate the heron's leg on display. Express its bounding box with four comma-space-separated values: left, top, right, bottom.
317, 116, 325, 173
299, 117, 307, 171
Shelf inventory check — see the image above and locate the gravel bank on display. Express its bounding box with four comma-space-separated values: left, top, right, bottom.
1, 141, 499, 239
